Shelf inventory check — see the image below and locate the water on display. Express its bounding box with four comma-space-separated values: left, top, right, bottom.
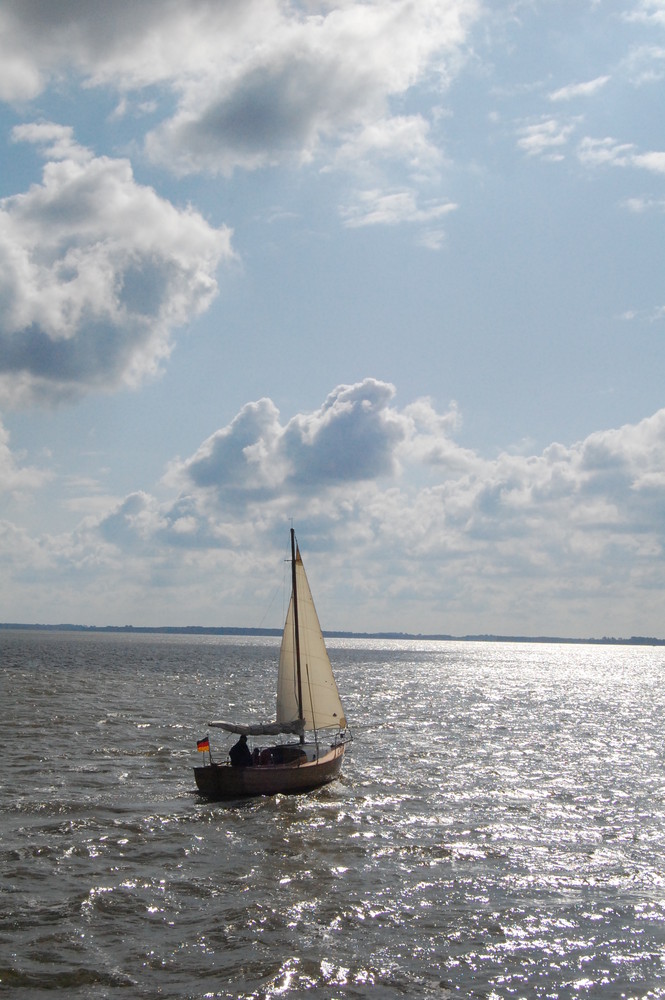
2, 630, 665, 999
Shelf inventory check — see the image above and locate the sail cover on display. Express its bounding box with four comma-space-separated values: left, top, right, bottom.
277, 547, 346, 731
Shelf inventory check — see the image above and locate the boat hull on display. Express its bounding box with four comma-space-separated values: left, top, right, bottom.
194, 743, 345, 800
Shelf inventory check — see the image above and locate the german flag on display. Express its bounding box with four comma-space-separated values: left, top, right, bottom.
197, 736, 210, 753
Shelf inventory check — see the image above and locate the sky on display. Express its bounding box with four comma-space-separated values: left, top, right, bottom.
0, 0, 664, 638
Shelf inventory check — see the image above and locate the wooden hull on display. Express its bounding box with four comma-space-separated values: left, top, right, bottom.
194, 743, 345, 800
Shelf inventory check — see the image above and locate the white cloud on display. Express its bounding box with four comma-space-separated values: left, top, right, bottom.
577, 136, 636, 168
11, 122, 91, 163
578, 136, 665, 174
516, 117, 578, 160
619, 304, 665, 323
331, 115, 444, 178
0, 123, 233, 406
620, 43, 665, 85
633, 150, 665, 173
142, 1, 479, 176
623, 0, 665, 28
622, 195, 665, 213
0, 1, 480, 173
340, 190, 457, 229
549, 76, 610, 102
416, 228, 448, 250
0, 1, 251, 100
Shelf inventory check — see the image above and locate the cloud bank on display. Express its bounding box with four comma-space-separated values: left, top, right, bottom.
2, 380, 664, 637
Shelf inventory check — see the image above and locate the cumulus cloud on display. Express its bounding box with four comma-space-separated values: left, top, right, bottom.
148, 383, 665, 600
0, 123, 233, 406
170, 398, 287, 504
168, 379, 408, 505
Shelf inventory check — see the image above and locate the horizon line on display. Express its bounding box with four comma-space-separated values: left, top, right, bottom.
1, 622, 664, 646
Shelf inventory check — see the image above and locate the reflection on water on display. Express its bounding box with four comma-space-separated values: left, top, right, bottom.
2, 631, 665, 997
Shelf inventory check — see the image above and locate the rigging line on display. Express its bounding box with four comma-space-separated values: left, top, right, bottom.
279, 531, 292, 624
256, 582, 281, 629
305, 662, 319, 756
257, 536, 291, 628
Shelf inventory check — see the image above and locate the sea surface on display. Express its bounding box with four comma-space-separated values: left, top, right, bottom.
2, 630, 665, 999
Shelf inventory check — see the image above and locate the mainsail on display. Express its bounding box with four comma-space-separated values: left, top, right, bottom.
277, 545, 346, 732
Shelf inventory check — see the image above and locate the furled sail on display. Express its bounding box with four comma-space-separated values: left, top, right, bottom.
208, 719, 304, 736
277, 546, 346, 731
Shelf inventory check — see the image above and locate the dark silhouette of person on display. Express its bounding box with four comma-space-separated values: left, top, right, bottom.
229, 733, 253, 767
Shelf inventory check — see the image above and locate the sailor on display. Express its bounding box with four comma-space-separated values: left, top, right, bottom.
229, 733, 253, 767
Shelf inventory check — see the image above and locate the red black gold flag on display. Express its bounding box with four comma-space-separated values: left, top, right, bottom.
197, 736, 210, 753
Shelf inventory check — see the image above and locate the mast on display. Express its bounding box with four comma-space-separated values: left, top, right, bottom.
290, 527, 305, 743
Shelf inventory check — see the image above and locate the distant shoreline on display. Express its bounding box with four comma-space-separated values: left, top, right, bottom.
1, 622, 663, 646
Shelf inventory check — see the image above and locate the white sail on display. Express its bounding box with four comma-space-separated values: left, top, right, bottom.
277, 547, 346, 731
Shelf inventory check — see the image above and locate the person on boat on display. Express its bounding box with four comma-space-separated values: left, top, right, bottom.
229, 734, 253, 767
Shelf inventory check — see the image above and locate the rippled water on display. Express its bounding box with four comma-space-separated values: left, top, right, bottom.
2, 630, 665, 998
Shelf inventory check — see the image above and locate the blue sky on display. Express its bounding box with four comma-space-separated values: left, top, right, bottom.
0, 0, 664, 637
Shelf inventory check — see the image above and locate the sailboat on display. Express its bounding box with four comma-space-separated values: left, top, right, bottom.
193, 529, 349, 799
